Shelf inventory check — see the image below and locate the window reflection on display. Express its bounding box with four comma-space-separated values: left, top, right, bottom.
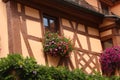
43, 15, 57, 32
43, 18, 48, 27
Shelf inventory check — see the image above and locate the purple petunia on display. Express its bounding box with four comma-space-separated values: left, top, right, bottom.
100, 46, 120, 76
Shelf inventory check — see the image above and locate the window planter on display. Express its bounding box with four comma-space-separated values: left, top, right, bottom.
43, 32, 73, 57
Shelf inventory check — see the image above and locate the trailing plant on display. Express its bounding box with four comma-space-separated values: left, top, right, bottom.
100, 46, 120, 76
43, 32, 73, 57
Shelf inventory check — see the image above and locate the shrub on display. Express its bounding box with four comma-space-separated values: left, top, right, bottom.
0, 54, 120, 80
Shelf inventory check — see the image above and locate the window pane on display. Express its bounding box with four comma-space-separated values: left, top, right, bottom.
103, 39, 113, 49
50, 19, 56, 32
43, 18, 48, 27
43, 15, 58, 33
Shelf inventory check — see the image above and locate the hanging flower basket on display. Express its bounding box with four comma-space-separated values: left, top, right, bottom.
100, 46, 120, 76
43, 32, 73, 57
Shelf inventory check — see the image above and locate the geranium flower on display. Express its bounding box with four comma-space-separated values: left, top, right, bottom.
43, 32, 73, 57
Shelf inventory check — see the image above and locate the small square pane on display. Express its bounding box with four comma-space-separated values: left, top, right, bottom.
43, 18, 48, 27
43, 15, 58, 33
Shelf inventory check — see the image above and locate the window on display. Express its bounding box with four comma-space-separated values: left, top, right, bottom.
102, 39, 113, 50
43, 15, 58, 32
101, 2, 109, 14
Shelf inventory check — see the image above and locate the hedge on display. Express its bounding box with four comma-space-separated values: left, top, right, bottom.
0, 54, 120, 80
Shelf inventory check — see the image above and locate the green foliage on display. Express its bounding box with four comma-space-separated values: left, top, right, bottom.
0, 54, 120, 80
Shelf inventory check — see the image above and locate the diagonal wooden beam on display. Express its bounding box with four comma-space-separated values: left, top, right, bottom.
69, 21, 83, 49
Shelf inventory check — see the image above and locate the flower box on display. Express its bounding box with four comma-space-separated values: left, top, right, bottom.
43, 32, 73, 57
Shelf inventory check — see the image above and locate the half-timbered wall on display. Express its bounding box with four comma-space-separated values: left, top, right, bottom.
109, 3, 120, 47
3, 0, 120, 74
5, 1, 103, 74
99, 18, 115, 41
99, 17, 119, 49
0, 0, 9, 57
61, 18, 102, 74
16, 3, 46, 65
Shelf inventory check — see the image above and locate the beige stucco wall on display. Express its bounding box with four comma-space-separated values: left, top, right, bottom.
77, 34, 88, 50
110, 4, 120, 16
88, 27, 99, 36
62, 18, 71, 27
26, 19, 42, 38
0, 0, 9, 57
90, 37, 102, 52
78, 24, 85, 32
25, 6, 40, 19
20, 32, 29, 57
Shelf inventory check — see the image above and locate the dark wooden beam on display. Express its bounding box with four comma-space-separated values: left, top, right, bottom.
114, 1, 120, 5
2, 0, 9, 3
99, 23, 116, 32
100, 0, 113, 6
3, 0, 104, 28
33, 0, 104, 24
6, 1, 22, 53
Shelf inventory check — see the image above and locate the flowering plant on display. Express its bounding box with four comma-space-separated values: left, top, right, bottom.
43, 32, 73, 57
100, 46, 120, 76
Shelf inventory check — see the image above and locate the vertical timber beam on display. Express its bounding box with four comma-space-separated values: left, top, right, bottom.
112, 28, 120, 46
6, 1, 22, 54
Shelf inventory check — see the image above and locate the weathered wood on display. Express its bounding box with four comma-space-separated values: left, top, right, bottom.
74, 50, 100, 74
40, 11, 48, 65
6, 1, 22, 54
28, 35, 42, 42
2, 0, 9, 3
69, 21, 83, 49
85, 26, 91, 51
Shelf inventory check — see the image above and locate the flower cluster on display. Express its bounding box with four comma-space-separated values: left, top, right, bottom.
43, 32, 73, 57
100, 46, 120, 76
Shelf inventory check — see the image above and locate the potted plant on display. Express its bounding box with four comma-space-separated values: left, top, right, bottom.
100, 46, 120, 76
43, 32, 73, 57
